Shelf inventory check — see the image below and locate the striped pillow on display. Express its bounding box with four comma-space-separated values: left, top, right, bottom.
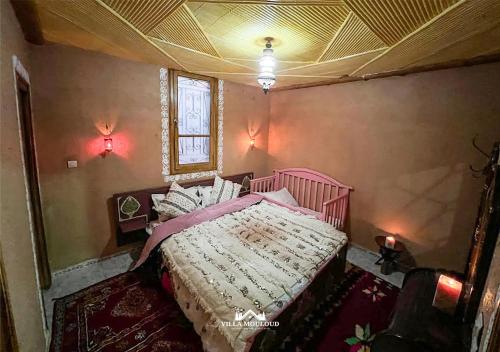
210, 176, 242, 205
157, 182, 201, 218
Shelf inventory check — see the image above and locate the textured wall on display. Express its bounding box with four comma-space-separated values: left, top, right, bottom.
30, 44, 270, 270
267, 62, 500, 271
0, 1, 47, 350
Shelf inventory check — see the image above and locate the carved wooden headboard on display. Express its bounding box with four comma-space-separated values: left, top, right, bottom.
111, 172, 254, 246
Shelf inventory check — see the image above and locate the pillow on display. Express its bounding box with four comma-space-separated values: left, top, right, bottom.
153, 182, 201, 218
197, 186, 214, 208
151, 193, 167, 212
210, 176, 242, 205
145, 219, 163, 235
256, 188, 299, 207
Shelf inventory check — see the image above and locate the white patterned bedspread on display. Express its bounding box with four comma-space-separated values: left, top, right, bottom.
160, 200, 347, 352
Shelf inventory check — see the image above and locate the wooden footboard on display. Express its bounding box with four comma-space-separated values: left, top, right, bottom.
322, 192, 349, 229
250, 244, 347, 351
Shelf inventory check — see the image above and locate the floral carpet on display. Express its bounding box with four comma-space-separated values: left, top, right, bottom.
50, 265, 399, 352
49, 272, 203, 352
279, 264, 399, 352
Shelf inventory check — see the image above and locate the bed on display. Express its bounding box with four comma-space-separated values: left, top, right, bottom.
117, 172, 348, 352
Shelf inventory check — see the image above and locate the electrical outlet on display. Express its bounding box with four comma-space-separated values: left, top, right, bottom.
67, 160, 78, 168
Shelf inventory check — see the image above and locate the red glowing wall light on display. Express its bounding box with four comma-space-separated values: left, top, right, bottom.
104, 123, 113, 153
86, 132, 131, 159
104, 136, 113, 152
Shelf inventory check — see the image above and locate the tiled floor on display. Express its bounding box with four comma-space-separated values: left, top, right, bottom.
346, 244, 405, 287
42, 244, 405, 330
43, 248, 140, 329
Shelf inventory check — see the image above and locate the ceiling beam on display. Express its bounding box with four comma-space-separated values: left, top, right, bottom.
274, 52, 500, 91
316, 11, 352, 63
191, 0, 345, 6
183, 4, 222, 58
403, 22, 500, 69
94, 0, 187, 70
277, 49, 384, 74
150, 38, 256, 72
103, 0, 187, 34
350, 0, 467, 76
10, 0, 44, 45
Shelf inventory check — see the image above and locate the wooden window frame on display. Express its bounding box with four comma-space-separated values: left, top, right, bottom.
169, 70, 218, 175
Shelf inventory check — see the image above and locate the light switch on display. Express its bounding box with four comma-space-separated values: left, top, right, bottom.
67, 160, 78, 168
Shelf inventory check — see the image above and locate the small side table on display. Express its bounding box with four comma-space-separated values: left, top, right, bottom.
375, 236, 405, 275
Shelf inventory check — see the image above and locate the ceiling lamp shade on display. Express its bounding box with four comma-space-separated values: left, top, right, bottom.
257, 39, 276, 94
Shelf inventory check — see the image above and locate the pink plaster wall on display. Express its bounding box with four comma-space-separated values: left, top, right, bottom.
268, 62, 500, 271
30, 44, 270, 270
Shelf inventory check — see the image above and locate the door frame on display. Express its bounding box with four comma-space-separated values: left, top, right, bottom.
12, 56, 50, 336
15, 70, 51, 289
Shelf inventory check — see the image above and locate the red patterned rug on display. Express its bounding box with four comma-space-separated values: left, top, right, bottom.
50, 266, 399, 352
279, 265, 399, 352
49, 272, 203, 352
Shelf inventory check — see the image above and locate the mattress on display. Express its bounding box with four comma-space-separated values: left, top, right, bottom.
160, 200, 347, 352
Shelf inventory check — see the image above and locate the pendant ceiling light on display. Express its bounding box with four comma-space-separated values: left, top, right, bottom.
257, 38, 276, 94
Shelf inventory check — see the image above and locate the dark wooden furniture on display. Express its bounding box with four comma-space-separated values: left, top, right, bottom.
372, 268, 470, 352
459, 142, 500, 324
111, 172, 253, 246
250, 245, 348, 351
375, 235, 405, 275
372, 142, 500, 352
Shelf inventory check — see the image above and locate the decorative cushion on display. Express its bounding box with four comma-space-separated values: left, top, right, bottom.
152, 183, 201, 218
210, 176, 242, 205
256, 188, 299, 207
197, 186, 214, 208
145, 219, 163, 235
151, 193, 167, 212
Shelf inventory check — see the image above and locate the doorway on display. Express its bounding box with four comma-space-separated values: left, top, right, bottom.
0, 249, 18, 351
15, 72, 51, 289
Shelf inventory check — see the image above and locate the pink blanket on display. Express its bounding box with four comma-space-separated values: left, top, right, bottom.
132, 193, 322, 270
132, 194, 264, 269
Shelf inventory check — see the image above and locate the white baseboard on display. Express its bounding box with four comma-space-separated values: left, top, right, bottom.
51, 246, 140, 278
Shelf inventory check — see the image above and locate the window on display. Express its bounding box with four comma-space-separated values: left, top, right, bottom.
169, 71, 218, 175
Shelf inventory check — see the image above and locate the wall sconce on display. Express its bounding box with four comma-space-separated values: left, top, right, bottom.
104, 123, 113, 153
250, 138, 255, 149
104, 136, 113, 152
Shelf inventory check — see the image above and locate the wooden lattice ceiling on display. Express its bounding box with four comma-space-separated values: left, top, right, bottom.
23, 0, 500, 88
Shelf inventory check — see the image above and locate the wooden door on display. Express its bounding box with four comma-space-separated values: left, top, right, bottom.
16, 73, 51, 289
0, 250, 18, 351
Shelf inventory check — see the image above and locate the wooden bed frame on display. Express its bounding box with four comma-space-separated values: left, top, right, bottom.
250, 168, 353, 230
111, 172, 253, 246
